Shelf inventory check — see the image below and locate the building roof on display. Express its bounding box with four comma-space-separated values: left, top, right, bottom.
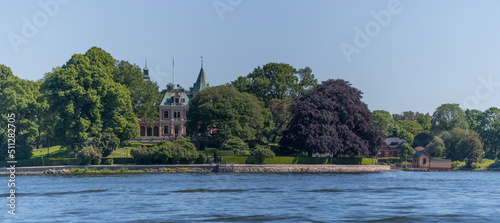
412, 150, 431, 159
160, 89, 191, 106
384, 137, 407, 148
192, 67, 209, 92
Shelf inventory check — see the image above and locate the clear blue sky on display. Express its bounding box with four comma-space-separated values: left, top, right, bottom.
2, 0, 500, 114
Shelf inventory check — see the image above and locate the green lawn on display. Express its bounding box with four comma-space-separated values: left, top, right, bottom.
31, 146, 68, 159
108, 147, 131, 158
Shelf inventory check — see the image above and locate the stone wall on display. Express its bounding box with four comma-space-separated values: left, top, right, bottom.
218, 164, 391, 173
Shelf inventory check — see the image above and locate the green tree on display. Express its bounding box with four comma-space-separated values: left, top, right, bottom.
187, 86, 266, 147
77, 146, 102, 165
41, 47, 138, 151
0, 73, 42, 159
113, 60, 161, 124
399, 143, 415, 161
396, 119, 424, 137
93, 131, 120, 157
438, 128, 482, 162
252, 147, 275, 164
426, 136, 446, 157
457, 131, 483, 166
477, 107, 500, 159
269, 97, 293, 142
431, 104, 468, 133
465, 109, 482, 132
372, 110, 394, 136
230, 63, 318, 106
280, 79, 385, 157
397, 129, 414, 146
0, 64, 14, 81
413, 132, 433, 148
222, 137, 249, 151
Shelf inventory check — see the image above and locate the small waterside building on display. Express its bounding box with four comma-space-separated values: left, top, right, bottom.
412, 150, 452, 170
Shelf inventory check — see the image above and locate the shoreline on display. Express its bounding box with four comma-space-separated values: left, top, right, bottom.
0, 164, 392, 174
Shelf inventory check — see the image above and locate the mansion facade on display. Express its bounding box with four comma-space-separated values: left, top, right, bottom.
138, 62, 209, 138
378, 127, 407, 158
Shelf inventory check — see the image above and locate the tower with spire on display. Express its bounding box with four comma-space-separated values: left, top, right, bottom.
138, 56, 209, 140
143, 57, 150, 81
191, 56, 209, 96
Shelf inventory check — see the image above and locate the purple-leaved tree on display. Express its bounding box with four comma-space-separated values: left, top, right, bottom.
280, 79, 385, 157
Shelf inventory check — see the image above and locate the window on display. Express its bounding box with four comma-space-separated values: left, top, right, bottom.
181, 98, 185, 102
163, 126, 169, 135
173, 111, 181, 118
423, 158, 427, 164
185, 111, 188, 119
163, 111, 169, 119
175, 98, 179, 104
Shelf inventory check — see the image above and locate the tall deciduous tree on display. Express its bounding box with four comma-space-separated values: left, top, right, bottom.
399, 143, 415, 161
280, 79, 385, 157
187, 86, 268, 147
41, 47, 138, 151
372, 110, 394, 136
426, 136, 445, 157
269, 97, 293, 142
432, 104, 468, 133
477, 107, 500, 159
113, 60, 161, 124
230, 63, 318, 107
0, 71, 42, 159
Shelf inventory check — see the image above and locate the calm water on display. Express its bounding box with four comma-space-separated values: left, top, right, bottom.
2, 171, 500, 222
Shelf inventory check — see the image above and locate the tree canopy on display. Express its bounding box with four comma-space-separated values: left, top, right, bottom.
280, 79, 385, 157
230, 63, 318, 107
113, 60, 161, 124
432, 103, 468, 133
41, 47, 138, 151
372, 110, 394, 136
187, 85, 269, 147
0, 74, 42, 159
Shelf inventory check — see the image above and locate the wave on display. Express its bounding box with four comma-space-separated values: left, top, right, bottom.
173, 189, 245, 193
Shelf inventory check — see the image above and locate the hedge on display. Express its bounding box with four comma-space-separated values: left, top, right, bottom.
218, 156, 376, 165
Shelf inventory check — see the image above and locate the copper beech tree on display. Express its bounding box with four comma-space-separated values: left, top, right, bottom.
280, 79, 385, 157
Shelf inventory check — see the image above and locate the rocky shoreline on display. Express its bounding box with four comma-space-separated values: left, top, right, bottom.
0, 164, 391, 174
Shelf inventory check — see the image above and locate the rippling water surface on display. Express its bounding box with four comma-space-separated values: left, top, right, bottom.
2, 171, 500, 222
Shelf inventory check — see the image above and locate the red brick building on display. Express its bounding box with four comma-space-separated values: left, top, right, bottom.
138, 60, 209, 139
378, 126, 407, 157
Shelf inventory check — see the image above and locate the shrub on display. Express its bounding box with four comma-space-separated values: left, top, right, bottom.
451, 160, 464, 169
130, 140, 200, 165
223, 137, 249, 151
77, 146, 102, 165
251, 148, 275, 164
104, 158, 114, 165
94, 131, 120, 157
235, 149, 250, 156
196, 153, 208, 164
245, 156, 259, 164
470, 162, 480, 169
130, 146, 153, 164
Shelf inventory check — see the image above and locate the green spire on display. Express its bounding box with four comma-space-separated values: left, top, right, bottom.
192, 57, 209, 92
